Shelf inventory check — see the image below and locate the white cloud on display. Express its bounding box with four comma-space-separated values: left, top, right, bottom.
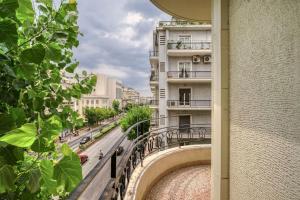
122, 12, 144, 26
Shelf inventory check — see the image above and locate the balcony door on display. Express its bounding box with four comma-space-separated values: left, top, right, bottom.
178, 61, 191, 78
179, 88, 191, 106
179, 115, 191, 133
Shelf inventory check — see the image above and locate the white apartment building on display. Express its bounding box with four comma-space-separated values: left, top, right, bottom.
122, 87, 140, 107
62, 73, 123, 116
149, 19, 212, 130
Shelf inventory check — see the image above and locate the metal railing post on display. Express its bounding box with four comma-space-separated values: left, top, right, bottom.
111, 152, 117, 178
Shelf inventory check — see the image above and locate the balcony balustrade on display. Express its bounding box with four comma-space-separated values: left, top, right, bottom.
149, 50, 158, 57
167, 40, 211, 50
167, 100, 211, 108
69, 117, 211, 200
167, 70, 211, 79
159, 21, 206, 27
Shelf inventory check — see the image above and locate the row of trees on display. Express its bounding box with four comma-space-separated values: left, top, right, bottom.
0, 0, 95, 199
120, 105, 152, 140
84, 100, 120, 126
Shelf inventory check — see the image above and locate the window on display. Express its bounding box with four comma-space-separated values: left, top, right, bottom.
86, 100, 89, 105
178, 61, 192, 78
96, 100, 99, 104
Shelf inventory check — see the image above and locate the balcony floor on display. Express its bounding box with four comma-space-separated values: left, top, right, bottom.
146, 165, 211, 200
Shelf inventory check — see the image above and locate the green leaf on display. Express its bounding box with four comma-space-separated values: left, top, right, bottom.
26, 169, 41, 193
0, 165, 16, 193
20, 44, 45, 64
40, 160, 57, 193
61, 143, 72, 156
46, 43, 62, 62
31, 137, 54, 152
54, 152, 82, 192
16, 0, 34, 24
0, 145, 24, 165
0, 113, 16, 135
0, 0, 19, 18
17, 63, 36, 80
41, 115, 62, 140
9, 107, 26, 127
65, 62, 78, 73
0, 123, 36, 147
0, 18, 18, 49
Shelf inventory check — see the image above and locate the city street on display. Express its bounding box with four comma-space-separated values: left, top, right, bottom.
67, 117, 120, 150
76, 126, 132, 199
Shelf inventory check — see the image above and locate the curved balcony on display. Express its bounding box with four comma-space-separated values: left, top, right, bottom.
167, 70, 211, 83
167, 100, 211, 110
149, 74, 158, 86
149, 51, 158, 65
68, 117, 211, 200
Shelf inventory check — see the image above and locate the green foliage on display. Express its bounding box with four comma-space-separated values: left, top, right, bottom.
84, 107, 117, 126
0, 0, 96, 198
120, 106, 152, 140
112, 99, 120, 113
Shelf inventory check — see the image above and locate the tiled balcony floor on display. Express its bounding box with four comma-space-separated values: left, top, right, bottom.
146, 165, 211, 200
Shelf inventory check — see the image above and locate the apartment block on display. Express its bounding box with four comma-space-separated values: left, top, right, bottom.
149, 19, 212, 130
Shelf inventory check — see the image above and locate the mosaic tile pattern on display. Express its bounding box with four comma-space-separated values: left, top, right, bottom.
146, 165, 211, 200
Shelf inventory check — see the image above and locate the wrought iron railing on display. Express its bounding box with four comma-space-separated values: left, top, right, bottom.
149, 51, 158, 57
68, 117, 211, 200
167, 100, 211, 107
167, 40, 211, 50
167, 71, 211, 79
159, 21, 208, 26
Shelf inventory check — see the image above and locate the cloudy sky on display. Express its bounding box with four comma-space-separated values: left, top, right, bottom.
73, 0, 170, 96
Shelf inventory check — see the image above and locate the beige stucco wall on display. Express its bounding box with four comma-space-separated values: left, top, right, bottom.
229, 1, 300, 200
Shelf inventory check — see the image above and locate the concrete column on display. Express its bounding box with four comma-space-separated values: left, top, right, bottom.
211, 0, 229, 200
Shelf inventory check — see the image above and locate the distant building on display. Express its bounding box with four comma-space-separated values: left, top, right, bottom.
122, 87, 140, 107
62, 73, 123, 116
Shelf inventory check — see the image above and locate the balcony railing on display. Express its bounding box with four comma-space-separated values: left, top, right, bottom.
149, 51, 158, 57
148, 99, 158, 106
167, 71, 211, 79
167, 40, 211, 50
68, 117, 211, 200
167, 100, 211, 107
159, 21, 207, 27
150, 75, 158, 82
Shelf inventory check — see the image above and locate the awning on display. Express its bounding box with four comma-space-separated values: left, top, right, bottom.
150, 0, 211, 22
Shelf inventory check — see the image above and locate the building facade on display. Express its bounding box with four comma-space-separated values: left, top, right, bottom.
144, 1, 300, 200
122, 87, 140, 107
149, 19, 212, 130
63, 73, 123, 116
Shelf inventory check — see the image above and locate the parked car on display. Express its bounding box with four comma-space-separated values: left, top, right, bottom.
79, 136, 91, 145
79, 154, 88, 165
116, 146, 124, 156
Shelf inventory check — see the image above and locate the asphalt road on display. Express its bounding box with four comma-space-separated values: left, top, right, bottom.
67, 119, 117, 151
78, 126, 131, 200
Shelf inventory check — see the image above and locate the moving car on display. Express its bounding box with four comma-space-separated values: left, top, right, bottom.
116, 146, 124, 156
79, 136, 91, 145
79, 154, 88, 165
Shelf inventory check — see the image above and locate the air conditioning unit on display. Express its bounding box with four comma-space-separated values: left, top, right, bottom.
203, 55, 211, 63
192, 55, 201, 64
